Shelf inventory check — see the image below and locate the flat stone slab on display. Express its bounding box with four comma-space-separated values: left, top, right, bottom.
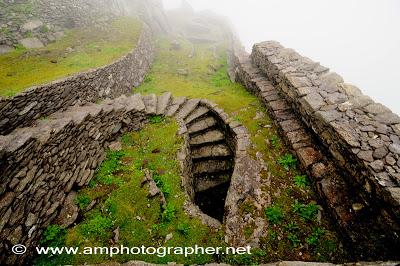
175, 99, 200, 119
185, 106, 210, 124
142, 94, 157, 114
188, 116, 217, 134
192, 144, 231, 159
156, 92, 172, 115
128, 94, 146, 112
19, 37, 44, 49
189, 130, 224, 145
193, 159, 232, 175
165, 97, 187, 117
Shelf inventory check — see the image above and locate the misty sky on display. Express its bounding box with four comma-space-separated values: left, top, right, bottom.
163, 0, 400, 115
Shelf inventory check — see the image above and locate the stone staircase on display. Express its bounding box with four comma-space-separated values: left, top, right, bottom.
140, 92, 236, 221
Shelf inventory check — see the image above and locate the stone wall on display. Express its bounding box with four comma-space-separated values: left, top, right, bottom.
229, 37, 400, 259
0, 25, 154, 135
0, 94, 148, 264
0, 91, 259, 264
0, 0, 121, 48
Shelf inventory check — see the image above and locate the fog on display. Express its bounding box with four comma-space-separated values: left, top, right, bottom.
163, 0, 400, 115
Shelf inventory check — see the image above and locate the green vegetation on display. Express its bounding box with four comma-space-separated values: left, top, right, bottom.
292, 200, 319, 221
40, 225, 66, 247
36, 119, 225, 265
0, 17, 142, 97
293, 175, 309, 188
270, 135, 280, 148
264, 205, 284, 225
75, 194, 91, 210
278, 153, 298, 171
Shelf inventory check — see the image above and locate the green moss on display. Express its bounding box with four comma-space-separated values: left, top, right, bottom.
0, 17, 142, 97
264, 205, 284, 225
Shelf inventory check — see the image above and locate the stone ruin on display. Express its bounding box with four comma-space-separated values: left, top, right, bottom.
0, 0, 400, 265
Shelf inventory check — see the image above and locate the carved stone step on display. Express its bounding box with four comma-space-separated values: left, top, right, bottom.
189, 130, 225, 146
165, 97, 187, 117
142, 94, 157, 115
156, 92, 172, 115
193, 159, 232, 175
175, 99, 200, 120
192, 143, 232, 160
195, 174, 230, 192
188, 116, 217, 135
185, 106, 210, 124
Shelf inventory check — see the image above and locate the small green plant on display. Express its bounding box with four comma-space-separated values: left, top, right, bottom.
278, 153, 298, 170
153, 174, 171, 197
292, 200, 319, 221
95, 150, 125, 185
284, 221, 299, 232
149, 115, 164, 124
264, 205, 284, 225
80, 212, 113, 239
40, 225, 66, 247
270, 135, 280, 147
287, 233, 301, 247
75, 194, 91, 210
306, 227, 325, 246
161, 203, 176, 223
269, 230, 277, 240
293, 175, 309, 188
176, 223, 190, 238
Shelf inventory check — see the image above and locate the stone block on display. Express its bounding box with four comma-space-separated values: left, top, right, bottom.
296, 147, 321, 168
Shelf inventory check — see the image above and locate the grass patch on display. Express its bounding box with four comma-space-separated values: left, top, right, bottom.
0, 17, 142, 97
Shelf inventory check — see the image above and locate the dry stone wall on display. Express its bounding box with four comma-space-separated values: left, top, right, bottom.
0, 26, 154, 135
0, 92, 258, 265
229, 37, 400, 259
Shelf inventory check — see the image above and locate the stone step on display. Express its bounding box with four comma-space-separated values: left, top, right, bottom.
189, 130, 225, 146
188, 116, 218, 135
156, 92, 172, 115
195, 174, 230, 192
193, 159, 232, 175
184, 106, 210, 124
175, 99, 200, 120
192, 143, 232, 160
142, 94, 157, 115
165, 97, 187, 117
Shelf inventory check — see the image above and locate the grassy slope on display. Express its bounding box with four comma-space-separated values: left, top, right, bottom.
36, 37, 347, 265
0, 17, 142, 97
